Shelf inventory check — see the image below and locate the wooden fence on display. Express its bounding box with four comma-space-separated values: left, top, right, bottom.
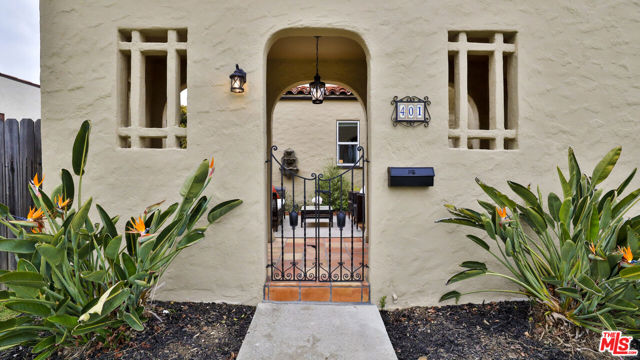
0, 116, 42, 271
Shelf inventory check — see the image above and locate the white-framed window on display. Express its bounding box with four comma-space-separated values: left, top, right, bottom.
336, 120, 360, 166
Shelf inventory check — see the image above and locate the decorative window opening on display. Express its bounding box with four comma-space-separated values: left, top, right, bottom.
117, 29, 187, 149
178, 89, 187, 149
337, 120, 360, 166
448, 31, 517, 150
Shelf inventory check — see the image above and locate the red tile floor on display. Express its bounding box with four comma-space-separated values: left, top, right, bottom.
265, 237, 369, 302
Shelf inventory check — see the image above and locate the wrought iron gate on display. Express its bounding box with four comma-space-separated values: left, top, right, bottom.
268, 145, 367, 282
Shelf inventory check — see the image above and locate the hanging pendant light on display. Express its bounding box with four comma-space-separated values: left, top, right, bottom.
309, 36, 325, 104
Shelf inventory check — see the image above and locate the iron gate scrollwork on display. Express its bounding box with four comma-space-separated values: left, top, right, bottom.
268, 145, 367, 282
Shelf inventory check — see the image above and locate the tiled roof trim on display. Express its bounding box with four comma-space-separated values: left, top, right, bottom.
285, 85, 354, 97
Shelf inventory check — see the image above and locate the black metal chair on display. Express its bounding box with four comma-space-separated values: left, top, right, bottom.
347, 191, 357, 220
353, 192, 365, 229
271, 187, 285, 231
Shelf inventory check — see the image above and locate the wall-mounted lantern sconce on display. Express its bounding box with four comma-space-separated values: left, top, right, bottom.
229, 64, 246, 93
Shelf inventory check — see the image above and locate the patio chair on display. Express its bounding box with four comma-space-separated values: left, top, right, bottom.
271, 186, 285, 231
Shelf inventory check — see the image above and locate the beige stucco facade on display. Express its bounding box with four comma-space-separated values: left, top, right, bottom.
40, 0, 640, 308
0, 74, 41, 120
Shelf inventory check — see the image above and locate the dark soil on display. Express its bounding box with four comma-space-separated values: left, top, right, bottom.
0, 301, 255, 360
381, 301, 637, 360
3, 300, 638, 359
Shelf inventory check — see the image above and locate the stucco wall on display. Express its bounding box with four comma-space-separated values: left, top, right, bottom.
0, 75, 41, 120
40, 0, 640, 308
271, 99, 366, 201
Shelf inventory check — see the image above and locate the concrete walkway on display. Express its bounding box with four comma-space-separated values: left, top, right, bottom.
237, 303, 397, 360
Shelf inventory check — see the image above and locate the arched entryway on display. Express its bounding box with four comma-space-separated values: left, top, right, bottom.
264, 30, 370, 302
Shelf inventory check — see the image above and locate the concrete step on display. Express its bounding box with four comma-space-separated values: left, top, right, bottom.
238, 302, 397, 360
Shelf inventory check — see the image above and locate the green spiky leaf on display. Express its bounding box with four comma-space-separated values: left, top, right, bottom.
446, 269, 486, 285
207, 199, 243, 223
72, 120, 91, 176
439, 291, 461, 303
465, 234, 489, 251
591, 147, 621, 186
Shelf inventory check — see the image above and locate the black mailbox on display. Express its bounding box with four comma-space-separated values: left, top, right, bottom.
388, 167, 435, 187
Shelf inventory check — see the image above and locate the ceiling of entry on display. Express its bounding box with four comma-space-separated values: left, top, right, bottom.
268, 36, 365, 61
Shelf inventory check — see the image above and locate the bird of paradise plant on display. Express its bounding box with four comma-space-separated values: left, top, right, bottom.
54, 194, 70, 209
496, 206, 511, 228
0, 120, 243, 357
26, 207, 43, 221
128, 216, 148, 235
439, 147, 640, 338
619, 246, 638, 265
25, 207, 45, 233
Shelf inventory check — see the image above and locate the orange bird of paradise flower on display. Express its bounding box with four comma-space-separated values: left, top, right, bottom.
208, 156, 215, 177
31, 173, 44, 188
54, 195, 70, 209
30, 174, 44, 196
589, 243, 597, 255
128, 217, 148, 236
27, 207, 45, 233
27, 207, 44, 220
619, 246, 634, 263
496, 207, 510, 227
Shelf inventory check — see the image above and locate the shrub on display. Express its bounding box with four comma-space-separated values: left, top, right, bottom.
317, 162, 352, 210
0, 120, 242, 357
439, 147, 640, 338
378, 295, 387, 310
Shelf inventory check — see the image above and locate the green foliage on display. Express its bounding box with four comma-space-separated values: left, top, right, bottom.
179, 105, 187, 149
0, 304, 16, 322
438, 147, 640, 338
0, 121, 242, 355
283, 197, 300, 212
71, 120, 90, 176
378, 295, 387, 310
180, 105, 188, 128
318, 162, 352, 210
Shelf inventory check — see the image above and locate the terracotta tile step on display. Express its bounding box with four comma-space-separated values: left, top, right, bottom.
264, 281, 370, 303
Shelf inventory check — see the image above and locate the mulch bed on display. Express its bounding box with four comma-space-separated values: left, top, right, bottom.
3, 300, 639, 359
381, 301, 639, 360
0, 301, 255, 360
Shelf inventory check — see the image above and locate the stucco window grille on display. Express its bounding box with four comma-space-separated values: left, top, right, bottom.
117, 29, 187, 149
337, 120, 359, 166
448, 31, 518, 150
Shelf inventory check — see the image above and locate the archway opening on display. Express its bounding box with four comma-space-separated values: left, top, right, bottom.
264, 32, 370, 301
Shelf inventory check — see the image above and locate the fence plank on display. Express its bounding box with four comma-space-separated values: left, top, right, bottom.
34, 119, 42, 184
0, 118, 41, 272
3, 119, 20, 271
0, 119, 6, 272
19, 119, 36, 221
0, 120, 4, 219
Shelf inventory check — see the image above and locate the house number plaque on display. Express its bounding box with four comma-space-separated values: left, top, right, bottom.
391, 96, 431, 127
